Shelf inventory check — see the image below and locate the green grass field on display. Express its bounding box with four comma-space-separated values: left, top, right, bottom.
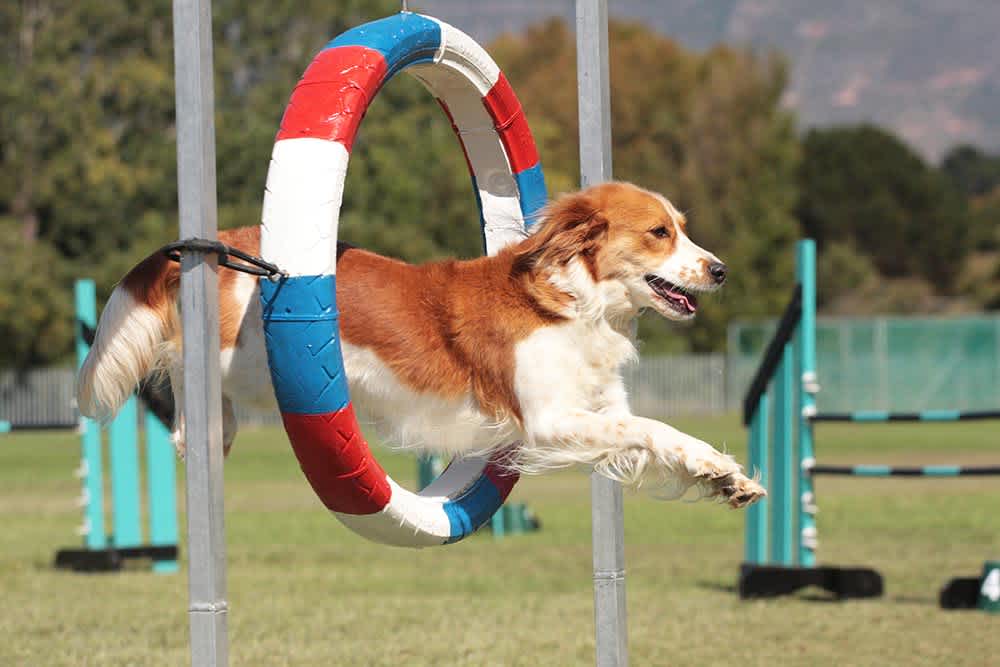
2, 415, 998, 666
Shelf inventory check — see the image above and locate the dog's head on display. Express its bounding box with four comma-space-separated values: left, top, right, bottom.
514, 182, 726, 321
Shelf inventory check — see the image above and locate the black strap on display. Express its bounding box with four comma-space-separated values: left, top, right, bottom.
163, 238, 285, 280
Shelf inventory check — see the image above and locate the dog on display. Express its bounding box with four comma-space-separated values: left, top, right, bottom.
76, 181, 765, 507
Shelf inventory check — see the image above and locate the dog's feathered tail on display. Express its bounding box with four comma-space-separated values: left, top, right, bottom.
76, 252, 179, 421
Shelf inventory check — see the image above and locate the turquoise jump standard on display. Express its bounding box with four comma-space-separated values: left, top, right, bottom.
739, 239, 1000, 601
53, 279, 179, 573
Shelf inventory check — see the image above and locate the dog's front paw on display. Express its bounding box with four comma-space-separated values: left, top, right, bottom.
706, 472, 766, 509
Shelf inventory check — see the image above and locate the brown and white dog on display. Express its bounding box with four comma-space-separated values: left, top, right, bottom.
77, 182, 765, 507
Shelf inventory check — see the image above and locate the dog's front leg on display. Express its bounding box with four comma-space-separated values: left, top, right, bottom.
633, 415, 765, 506
522, 411, 765, 508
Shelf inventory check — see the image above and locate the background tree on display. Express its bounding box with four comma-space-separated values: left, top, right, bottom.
0, 0, 476, 367
797, 125, 971, 290
210, 0, 480, 260
941, 145, 1000, 198
492, 19, 802, 352
941, 145, 1000, 310
8, 4, 991, 370
941, 145, 1000, 252
0, 222, 73, 367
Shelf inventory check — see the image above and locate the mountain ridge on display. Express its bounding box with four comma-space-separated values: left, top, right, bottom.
417, 0, 1000, 161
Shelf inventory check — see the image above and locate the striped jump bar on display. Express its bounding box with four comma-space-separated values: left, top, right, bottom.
259, 13, 547, 547
810, 409, 1000, 423
808, 464, 1000, 477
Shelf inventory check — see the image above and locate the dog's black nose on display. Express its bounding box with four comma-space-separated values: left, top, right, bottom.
708, 262, 727, 284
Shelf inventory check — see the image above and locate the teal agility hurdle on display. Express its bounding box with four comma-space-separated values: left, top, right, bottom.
52, 279, 179, 573
739, 240, 1000, 600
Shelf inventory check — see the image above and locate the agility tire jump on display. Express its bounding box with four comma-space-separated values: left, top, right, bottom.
258, 13, 547, 547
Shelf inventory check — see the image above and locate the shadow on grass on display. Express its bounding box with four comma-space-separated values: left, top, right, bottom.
699, 579, 944, 607
697, 579, 847, 603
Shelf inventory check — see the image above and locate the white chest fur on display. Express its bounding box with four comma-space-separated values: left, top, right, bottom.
339, 342, 517, 456
513, 316, 636, 433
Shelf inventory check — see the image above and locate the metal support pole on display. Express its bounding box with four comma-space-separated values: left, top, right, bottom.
576, 2, 627, 665
172, 0, 228, 664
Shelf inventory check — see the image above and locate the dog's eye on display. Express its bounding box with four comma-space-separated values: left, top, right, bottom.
651, 226, 671, 239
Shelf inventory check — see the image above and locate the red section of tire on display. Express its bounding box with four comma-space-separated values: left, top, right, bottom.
482, 73, 540, 173
275, 46, 388, 151
484, 462, 519, 501
282, 404, 392, 514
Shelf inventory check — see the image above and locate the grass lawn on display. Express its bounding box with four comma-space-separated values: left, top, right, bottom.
1, 415, 998, 666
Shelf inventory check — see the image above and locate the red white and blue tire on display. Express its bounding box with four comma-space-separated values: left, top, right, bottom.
259, 13, 547, 547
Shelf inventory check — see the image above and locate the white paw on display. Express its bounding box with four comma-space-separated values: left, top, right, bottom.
706, 472, 766, 509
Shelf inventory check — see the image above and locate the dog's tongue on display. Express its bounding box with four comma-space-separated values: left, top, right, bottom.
647, 275, 698, 313
674, 291, 695, 311
664, 284, 696, 312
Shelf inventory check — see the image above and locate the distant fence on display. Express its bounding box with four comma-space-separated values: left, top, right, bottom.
0, 355, 729, 430
0, 368, 78, 427
623, 355, 726, 417
728, 315, 1000, 413
23, 313, 994, 426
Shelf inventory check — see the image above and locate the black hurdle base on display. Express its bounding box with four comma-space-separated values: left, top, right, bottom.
54, 545, 179, 573
939, 577, 980, 609
739, 563, 884, 599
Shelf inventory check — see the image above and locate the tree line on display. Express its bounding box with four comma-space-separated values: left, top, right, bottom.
2, 1, 997, 367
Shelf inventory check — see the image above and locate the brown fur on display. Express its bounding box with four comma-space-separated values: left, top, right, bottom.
123, 226, 260, 349
119, 183, 698, 425
121, 226, 570, 424
586, 183, 682, 281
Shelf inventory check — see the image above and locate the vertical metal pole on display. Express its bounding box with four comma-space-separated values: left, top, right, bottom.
770, 346, 795, 565
74, 279, 106, 550
796, 240, 818, 567
172, 0, 227, 664
576, 2, 627, 665
744, 392, 769, 565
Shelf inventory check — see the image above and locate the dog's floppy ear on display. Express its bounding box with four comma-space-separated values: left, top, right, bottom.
512, 192, 609, 276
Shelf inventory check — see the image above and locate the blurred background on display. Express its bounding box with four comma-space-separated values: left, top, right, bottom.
3, 0, 998, 418
2, 3, 999, 664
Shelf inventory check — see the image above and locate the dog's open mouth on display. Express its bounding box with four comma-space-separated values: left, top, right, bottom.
645, 275, 698, 315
